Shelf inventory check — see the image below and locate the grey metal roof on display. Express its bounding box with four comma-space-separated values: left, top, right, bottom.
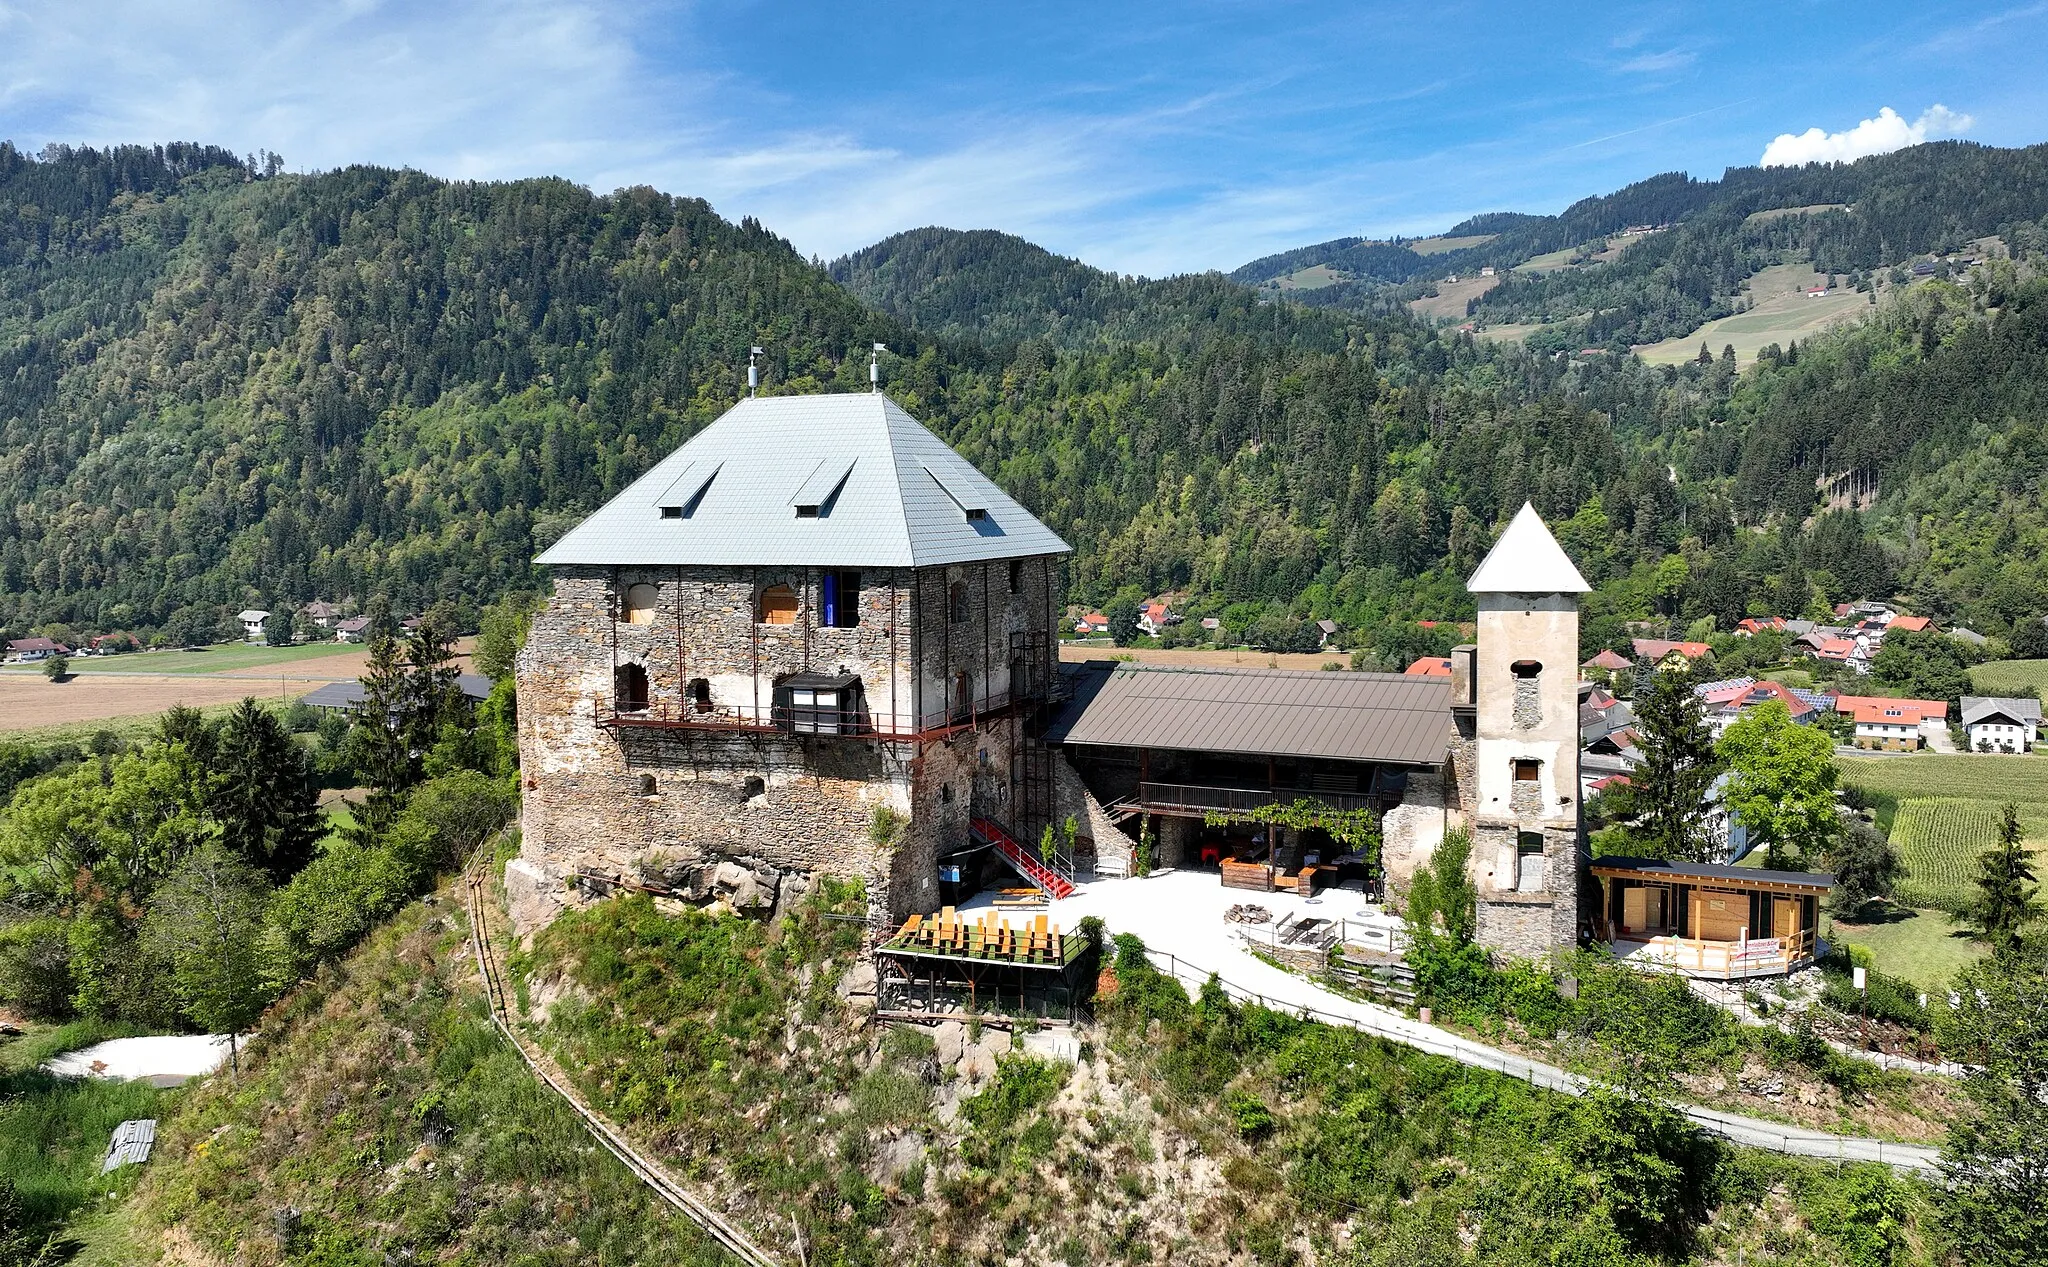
1962, 696, 2043, 726
536, 393, 1072, 568
1043, 663, 1451, 766
1590, 855, 1835, 891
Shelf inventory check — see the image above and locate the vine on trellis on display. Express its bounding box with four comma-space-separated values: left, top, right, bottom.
1202, 799, 1382, 862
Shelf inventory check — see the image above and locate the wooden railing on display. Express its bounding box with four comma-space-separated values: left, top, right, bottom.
971, 817, 1076, 899
1605, 927, 1818, 980
1135, 781, 1377, 815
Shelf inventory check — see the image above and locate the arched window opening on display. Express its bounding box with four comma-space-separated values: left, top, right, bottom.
638, 773, 658, 796
614, 663, 649, 713
622, 582, 659, 625
688, 677, 712, 712
742, 775, 766, 800
756, 584, 798, 625
948, 580, 970, 624
1510, 660, 1542, 680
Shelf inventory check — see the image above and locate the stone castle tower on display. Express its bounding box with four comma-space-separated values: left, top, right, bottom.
1449, 502, 1589, 957
507, 393, 1070, 934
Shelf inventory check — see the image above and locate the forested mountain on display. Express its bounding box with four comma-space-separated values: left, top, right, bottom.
5, 139, 2048, 661
1232, 142, 2048, 348
827, 225, 1385, 348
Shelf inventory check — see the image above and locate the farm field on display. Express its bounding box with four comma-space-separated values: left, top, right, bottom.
0, 640, 363, 677
1744, 203, 1849, 224
1408, 232, 1496, 254
1472, 321, 1547, 345
0, 674, 314, 734
1970, 658, 2048, 697
1635, 262, 1872, 366
1510, 246, 1579, 274
1269, 263, 1350, 291
1885, 798, 2048, 913
1409, 272, 1500, 321
1840, 753, 2048, 804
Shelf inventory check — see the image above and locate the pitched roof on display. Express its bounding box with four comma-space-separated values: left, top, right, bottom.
1043, 663, 1451, 766
1404, 656, 1453, 677
1583, 649, 1632, 670
300, 674, 494, 710
1632, 638, 1711, 660
1466, 502, 1590, 594
1591, 855, 1834, 892
5, 637, 68, 653
1837, 694, 1947, 724
1961, 696, 2043, 726
1888, 614, 1933, 632
536, 393, 1071, 569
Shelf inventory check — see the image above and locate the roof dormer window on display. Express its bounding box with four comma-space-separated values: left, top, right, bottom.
792, 458, 855, 519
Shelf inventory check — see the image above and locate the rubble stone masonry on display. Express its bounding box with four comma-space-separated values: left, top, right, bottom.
514, 556, 1061, 933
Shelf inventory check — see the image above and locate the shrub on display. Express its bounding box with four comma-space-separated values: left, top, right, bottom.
961, 1056, 1067, 1134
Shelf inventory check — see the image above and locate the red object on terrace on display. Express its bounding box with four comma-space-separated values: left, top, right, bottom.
971, 817, 1076, 899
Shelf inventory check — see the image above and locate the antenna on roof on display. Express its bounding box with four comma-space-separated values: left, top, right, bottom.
870, 343, 887, 394
747, 346, 764, 398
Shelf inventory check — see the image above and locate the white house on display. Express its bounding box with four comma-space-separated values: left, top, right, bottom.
238, 609, 270, 642
1962, 696, 2042, 753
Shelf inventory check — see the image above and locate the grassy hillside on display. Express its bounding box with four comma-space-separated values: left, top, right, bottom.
131, 886, 722, 1265
511, 887, 1943, 1266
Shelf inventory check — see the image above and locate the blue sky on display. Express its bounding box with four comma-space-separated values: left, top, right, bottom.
2, 1, 2045, 275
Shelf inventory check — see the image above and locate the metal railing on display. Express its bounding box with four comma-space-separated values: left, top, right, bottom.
595, 688, 1025, 742
1135, 781, 1378, 815
1139, 947, 1940, 1173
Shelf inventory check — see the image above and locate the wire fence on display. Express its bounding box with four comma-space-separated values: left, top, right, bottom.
1142, 948, 1941, 1173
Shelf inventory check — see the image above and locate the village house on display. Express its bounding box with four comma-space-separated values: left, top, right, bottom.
1733, 616, 1786, 636
1136, 601, 1177, 637
300, 600, 339, 630
1404, 656, 1453, 678
1630, 638, 1712, 670
1693, 677, 1818, 737
1836, 694, 1948, 751
5, 636, 70, 663
1961, 696, 2041, 753
333, 616, 372, 643
238, 609, 269, 642
1073, 611, 1108, 636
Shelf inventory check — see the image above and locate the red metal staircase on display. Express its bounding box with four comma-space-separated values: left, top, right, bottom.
971, 816, 1076, 899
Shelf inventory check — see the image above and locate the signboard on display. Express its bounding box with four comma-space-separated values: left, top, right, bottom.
1732, 937, 1782, 960
1853, 965, 1868, 991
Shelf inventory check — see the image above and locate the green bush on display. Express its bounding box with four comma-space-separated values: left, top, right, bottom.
961, 1056, 1067, 1134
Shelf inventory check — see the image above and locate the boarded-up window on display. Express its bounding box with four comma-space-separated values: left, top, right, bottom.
757, 584, 798, 625
1512, 758, 1541, 782
1516, 832, 1546, 892
623, 583, 659, 625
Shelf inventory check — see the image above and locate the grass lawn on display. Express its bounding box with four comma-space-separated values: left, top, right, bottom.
0, 641, 358, 677
1969, 658, 2048, 697
0, 1020, 175, 1255
1825, 906, 1986, 994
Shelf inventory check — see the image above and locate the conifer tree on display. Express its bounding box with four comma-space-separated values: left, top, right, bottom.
1630, 670, 1721, 861
1969, 803, 2041, 953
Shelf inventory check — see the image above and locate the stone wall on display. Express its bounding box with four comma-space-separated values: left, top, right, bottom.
513, 555, 1060, 934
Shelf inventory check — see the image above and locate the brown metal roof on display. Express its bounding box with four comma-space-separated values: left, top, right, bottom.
1044, 663, 1451, 766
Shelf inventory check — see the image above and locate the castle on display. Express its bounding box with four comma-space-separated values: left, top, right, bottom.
510, 390, 1590, 959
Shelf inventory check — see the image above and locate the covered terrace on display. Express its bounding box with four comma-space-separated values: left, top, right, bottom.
1590, 856, 1834, 980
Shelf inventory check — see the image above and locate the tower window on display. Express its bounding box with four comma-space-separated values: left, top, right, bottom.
613, 663, 649, 713
948, 579, 970, 624
688, 677, 711, 712
742, 775, 765, 800
1008, 559, 1024, 592
821, 571, 861, 628
622, 583, 659, 625
756, 584, 798, 625
1511, 660, 1542, 679
638, 773, 658, 796
1517, 832, 1546, 891
1512, 758, 1541, 782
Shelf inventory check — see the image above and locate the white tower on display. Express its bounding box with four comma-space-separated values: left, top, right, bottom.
1454, 502, 1590, 957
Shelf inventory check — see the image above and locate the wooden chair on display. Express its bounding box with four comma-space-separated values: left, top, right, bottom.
899, 913, 923, 946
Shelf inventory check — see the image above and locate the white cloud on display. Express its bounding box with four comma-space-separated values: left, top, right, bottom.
1617, 49, 1694, 75
1759, 104, 1973, 167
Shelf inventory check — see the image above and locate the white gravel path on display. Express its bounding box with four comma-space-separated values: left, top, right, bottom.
973, 870, 1941, 1172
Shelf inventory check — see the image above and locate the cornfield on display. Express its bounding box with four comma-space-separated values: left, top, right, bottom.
1889, 797, 2039, 914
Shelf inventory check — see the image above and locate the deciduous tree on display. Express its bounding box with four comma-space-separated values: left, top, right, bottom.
1718, 700, 1838, 869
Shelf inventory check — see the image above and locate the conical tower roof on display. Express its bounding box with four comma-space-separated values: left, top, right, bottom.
1465, 502, 1590, 594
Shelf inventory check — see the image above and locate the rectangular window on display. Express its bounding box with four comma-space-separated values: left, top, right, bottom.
1513, 759, 1541, 782
821, 571, 861, 628
1008, 559, 1024, 593
1516, 833, 1546, 891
